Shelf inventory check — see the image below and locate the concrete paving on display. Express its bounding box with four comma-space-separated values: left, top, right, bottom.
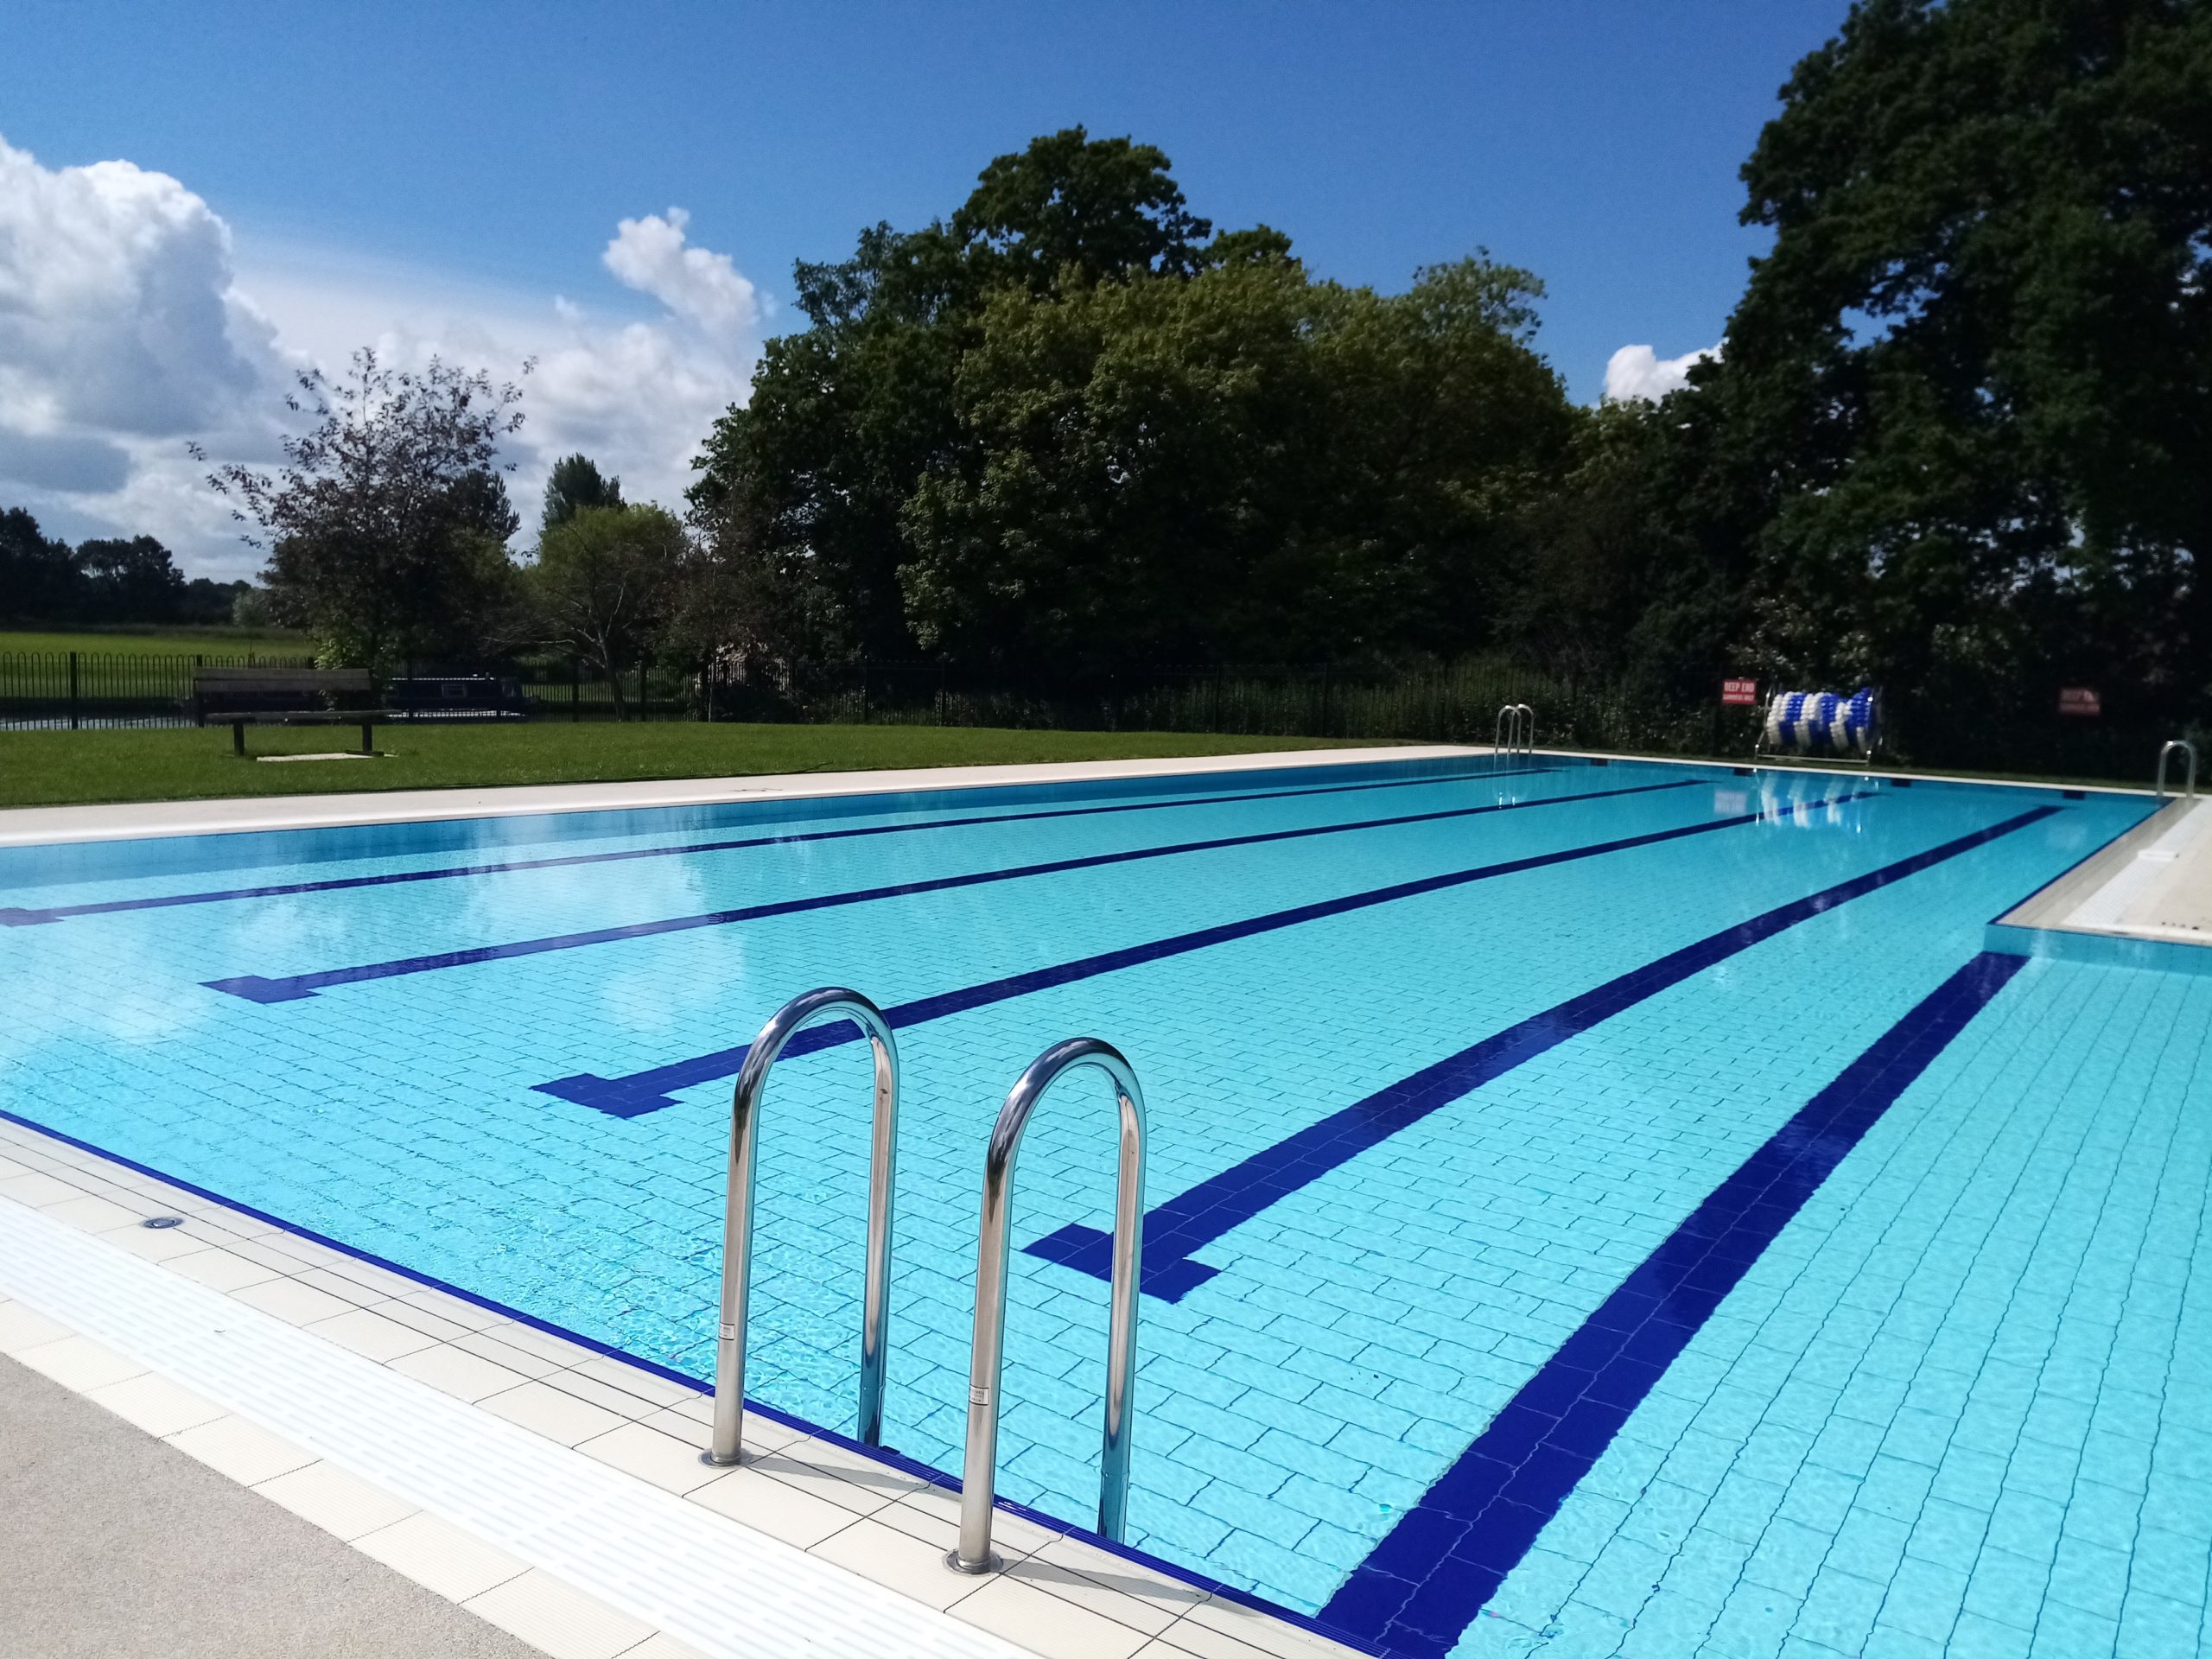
0, 1354, 543, 1659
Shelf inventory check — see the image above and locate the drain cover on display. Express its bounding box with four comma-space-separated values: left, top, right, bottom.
143, 1216, 184, 1230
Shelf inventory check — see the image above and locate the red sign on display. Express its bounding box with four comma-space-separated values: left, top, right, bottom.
1721, 678, 1759, 707
2057, 687, 2101, 717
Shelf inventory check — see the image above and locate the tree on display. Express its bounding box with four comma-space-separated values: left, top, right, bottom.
540, 454, 624, 536
529, 503, 687, 719
76, 536, 186, 623
668, 471, 830, 716
1691, 0, 2212, 725
0, 506, 82, 620
690, 127, 1234, 659
200, 349, 529, 667
898, 254, 1573, 664
951, 127, 1213, 295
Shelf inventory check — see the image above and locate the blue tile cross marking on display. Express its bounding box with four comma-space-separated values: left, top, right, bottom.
0, 765, 1556, 927
203, 779, 1692, 1005
1024, 804, 2058, 1300
1317, 949, 2031, 1659
537, 787, 1871, 1117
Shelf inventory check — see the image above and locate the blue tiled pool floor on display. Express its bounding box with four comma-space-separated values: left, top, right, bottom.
1, 756, 2202, 1658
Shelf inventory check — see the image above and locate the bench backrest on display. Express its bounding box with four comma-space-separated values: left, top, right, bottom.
193, 667, 374, 711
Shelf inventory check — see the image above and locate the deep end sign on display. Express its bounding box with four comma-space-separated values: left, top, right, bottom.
1721, 678, 1758, 706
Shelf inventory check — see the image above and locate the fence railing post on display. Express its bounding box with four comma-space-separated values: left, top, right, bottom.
67, 652, 79, 730
571, 658, 581, 722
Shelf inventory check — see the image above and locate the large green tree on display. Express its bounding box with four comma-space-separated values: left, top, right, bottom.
901, 253, 1572, 664
690, 127, 1219, 658
76, 535, 186, 622
696, 128, 1573, 668
1694, 0, 2212, 728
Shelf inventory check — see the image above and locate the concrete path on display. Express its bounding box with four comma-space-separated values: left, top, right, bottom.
0, 1353, 543, 1659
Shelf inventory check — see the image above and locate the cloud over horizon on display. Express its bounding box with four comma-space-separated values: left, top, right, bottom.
1603, 341, 1719, 403
0, 134, 765, 579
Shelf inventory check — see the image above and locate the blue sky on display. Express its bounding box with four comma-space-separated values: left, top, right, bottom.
0, 0, 1850, 571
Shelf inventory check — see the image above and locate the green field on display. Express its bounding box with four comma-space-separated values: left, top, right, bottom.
0, 626, 314, 658
0, 721, 1370, 809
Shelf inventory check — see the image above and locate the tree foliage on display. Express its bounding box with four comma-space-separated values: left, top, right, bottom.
695, 128, 1574, 665
0, 506, 84, 621
902, 254, 1572, 664
1679, 0, 2212, 720
528, 503, 688, 718
202, 349, 529, 666
540, 454, 624, 535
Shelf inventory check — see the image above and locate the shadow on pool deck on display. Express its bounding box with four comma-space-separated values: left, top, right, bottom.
0, 1353, 546, 1659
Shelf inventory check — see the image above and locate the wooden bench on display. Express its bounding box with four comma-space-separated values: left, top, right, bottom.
192, 668, 390, 756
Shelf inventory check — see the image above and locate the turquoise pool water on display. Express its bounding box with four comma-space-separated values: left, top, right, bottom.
1, 755, 2202, 1659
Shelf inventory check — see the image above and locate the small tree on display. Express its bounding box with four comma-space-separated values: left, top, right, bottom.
540, 454, 624, 535
667, 483, 826, 716
531, 503, 687, 719
200, 349, 528, 666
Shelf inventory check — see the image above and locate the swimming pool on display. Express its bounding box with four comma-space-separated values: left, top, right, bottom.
2, 754, 2203, 1659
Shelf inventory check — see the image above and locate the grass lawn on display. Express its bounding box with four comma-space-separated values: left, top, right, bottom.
0, 626, 314, 658
0, 721, 1375, 810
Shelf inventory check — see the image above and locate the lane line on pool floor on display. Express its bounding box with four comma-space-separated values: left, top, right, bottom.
0, 765, 1562, 928
203, 778, 1698, 1005
537, 786, 1865, 1116
1026, 804, 2060, 1299
1313, 949, 2030, 1659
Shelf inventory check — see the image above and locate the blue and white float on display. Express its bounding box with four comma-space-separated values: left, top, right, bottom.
1758, 687, 1878, 763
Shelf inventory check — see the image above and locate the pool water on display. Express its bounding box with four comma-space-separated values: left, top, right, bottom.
2, 755, 2203, 1659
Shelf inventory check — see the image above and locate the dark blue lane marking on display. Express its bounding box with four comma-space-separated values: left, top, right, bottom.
1024, 804, 2057, 1300
0, 766, 1560, 926
537, 787, 1872, 1118
1317, 949, 2029, 1659
203, 779, 1692, 1005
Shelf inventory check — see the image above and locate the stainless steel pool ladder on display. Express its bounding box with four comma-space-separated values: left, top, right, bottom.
1494, 702, 1535, 762
2157, 740, 2198, 800
948, 1039, 1147, 1574
705, 987, 899, 1465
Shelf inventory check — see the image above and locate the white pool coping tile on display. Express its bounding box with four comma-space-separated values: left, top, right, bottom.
0, 1117, 1370, 1659
0, 743, 1452, 848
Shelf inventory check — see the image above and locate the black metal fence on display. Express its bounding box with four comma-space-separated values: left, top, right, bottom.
2, 647, 2196, 784
0, 651, 682, 729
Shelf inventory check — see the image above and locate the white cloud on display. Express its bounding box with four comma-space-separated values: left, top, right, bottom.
602, 208, 762, 343
1603, 341, 1719, 403
0, 132, 764, 578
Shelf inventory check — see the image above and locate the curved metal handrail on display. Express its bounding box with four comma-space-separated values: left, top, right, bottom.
1493, 702, 1535, 761
2157, 739, 2198, 800
706, 987, 899, 1465
948, 1038, 1147, 1573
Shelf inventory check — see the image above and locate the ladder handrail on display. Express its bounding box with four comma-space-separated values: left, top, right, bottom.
948, 1038, 1147, 1573
706, 987, 899, 1465
1493, 702, 1534, 761
2158, 739, 2198, 800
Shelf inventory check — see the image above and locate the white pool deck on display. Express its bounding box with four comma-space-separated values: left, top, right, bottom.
1998, 793, 2212, 949
1, 746, 2200, 1659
